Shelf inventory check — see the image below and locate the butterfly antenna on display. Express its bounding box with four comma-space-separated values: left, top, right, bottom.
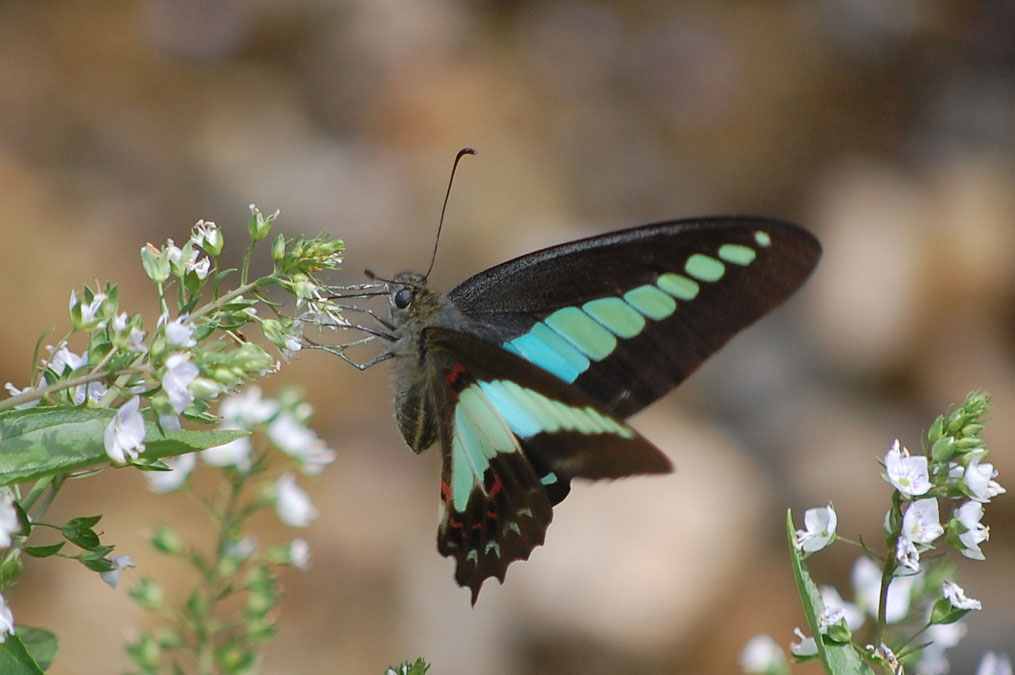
425, 147, 476, 280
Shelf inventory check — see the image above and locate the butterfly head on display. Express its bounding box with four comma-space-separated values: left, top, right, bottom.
387, 271, 443, 327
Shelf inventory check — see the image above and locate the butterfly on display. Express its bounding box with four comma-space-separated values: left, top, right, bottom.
324, 215, 820, 603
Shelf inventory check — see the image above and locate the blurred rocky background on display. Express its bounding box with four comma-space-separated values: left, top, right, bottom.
0, 0, 1012, 673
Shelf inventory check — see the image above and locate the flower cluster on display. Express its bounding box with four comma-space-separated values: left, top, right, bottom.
752, 392, 1008, 675
0, 207, 347, 669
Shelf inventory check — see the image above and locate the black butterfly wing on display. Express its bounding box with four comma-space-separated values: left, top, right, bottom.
447, 217, 821, 417
423, 326, 670, 603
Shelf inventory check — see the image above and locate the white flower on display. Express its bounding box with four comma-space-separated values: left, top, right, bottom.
955, 500, 989, 560
977, 652, 1014, 675
897, 498, 944, 570
0, 491, 20, 548
794, 504, 837, 552
903, 499, 944, 543
144, 452, 196, 493
267, 411, 336, 475
884, 439, 931, 496
187, 256, 210, 279
964, 458, 1006, 503
740, 634, 785, 673
275, 473, 318, 527
868, 643, 901, 673
113, 312, 147, 352
104, 396, 147, 465
896, 537, 924, 571
162, 353, 199, 414
0, 593, 14, 643
290, 538, 311, 571
225, 536, 257, 560
164, 315, 197, 348
219, 387, 278, 428
3, 382, 40, 409
852, 557, 914, 623
942, 580, 981, 611
896, 537, 921, 571
820, 585, 865, 631
789, 627, 817, 657
201, 435, 252, 472
100, 554, 136, 589
70, 289, 106, 327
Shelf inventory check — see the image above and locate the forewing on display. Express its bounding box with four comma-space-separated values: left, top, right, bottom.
447, 217, 821, 417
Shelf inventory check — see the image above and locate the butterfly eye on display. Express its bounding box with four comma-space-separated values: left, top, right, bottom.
394, 288, 414, 309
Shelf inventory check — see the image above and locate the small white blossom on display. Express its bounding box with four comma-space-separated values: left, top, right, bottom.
955, 500, 989, 560
868, 643, 902, 674
113, 313, 147, 352
942, 580, 981, 611
219, 387, 278, 428
187, 256, 211, 279
144, 452, 196, 493
201, 435, 252, 472
100, 554, 136, 589
3, 382, 40, 409
164, 315, 197, 348
104, 396, 147, 464
977, 652, 1014, 675
70, 289, 107, 327
0, 593, 14, 643
884, 439, 931, 496
290, 538, 311, 571
903, 499, 944, 543
225, 536, 257, 560
964, 458, 1006, 503
740, 634, 785, 674
268, 411, 336, 475
820, 585, 865, 631
275, 473, 318, 527
794, 504, 837, 552
789, 627, 817, 657
163, 353, 199, 414
896, 537, 921, 571
0, 491, 20, 548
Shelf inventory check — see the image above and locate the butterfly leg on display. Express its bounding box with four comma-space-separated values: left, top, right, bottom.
306, 335, 395, 371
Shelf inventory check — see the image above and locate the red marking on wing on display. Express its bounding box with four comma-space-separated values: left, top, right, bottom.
440, 480, 453, 508
445, 362, 467, 385
487, 474, 503, 497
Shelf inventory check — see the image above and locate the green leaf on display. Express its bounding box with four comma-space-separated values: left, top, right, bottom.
0, 406, 248, 487
23, 543, 64, 558
17, 627, 58, 671
786, 510, 875, 675
0, 634, 46, 674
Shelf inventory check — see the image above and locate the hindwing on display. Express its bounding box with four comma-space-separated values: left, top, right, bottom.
424, 327, 670, 602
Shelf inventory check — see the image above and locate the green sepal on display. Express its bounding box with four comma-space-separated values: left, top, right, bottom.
61, 516, 102, 550
23, 543, 65, 558
786, 510, 874, 674
929, 596, 970, 625
0, 406, 248, 487
78, 547, 116, 572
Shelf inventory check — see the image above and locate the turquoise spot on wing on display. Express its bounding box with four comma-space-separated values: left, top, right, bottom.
540, 471, 558, 486
506, 522, 522, 535
478, 379, 634, 440
718, 243, 757, 266
453, 386, 520, 511
582, 297, 646, 338
754, 230, 772, 247
544, 307, 617, 360
478, 380, 548, 438
624, 285, 676, 320
685, 253, 725, 282
466, 549, 478, 564
485, 541, 501, 557
502, 342, 521, 356
656, 273, 699, 300
507, 322, 590, 383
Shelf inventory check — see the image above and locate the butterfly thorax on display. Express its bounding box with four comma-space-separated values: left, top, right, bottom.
388, 271, 469, 454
